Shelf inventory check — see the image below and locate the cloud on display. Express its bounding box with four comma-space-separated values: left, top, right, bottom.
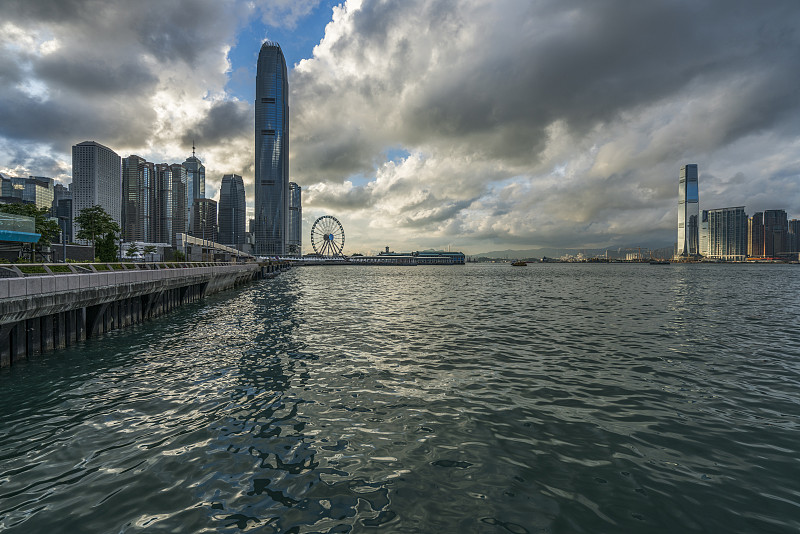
290, 0, 800, 252
1, 0, 799, 253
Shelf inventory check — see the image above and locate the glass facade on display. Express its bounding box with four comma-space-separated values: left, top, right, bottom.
288, 182, 302, 256
184, 155, 205, 229
763, 209, 788, 257
218, 174, 246, 247
254, 41, 289, 256
748, 212, 764, 257
72, 141, 121, 243
156, 164, 173, 244
170, 164, 188, 246
191, 198, 218, 243
122, 155, 155, 242
677, 164, 699, 256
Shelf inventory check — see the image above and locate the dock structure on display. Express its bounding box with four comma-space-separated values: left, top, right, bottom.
0, 261, 288, 367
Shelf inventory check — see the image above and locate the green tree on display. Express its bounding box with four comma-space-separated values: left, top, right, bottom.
96, 232, 118, 262
143, 244, 157, 261
126, 243, 140, 257
75, 205, 120, 248
173, 250, 186, 261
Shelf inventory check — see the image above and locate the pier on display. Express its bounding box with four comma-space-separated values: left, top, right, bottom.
0, 261, 289, 367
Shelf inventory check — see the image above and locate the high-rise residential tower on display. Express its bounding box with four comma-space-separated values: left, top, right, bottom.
789, 219, 800, 254
254, 41, 289, 256
763, 209, 788, 257
288, 182, 301, 256
72, 141, 121, 241
707, 207, 748, 261
677, 164, 699, 257
218, 174, 246, 248
748, 212, 764, 257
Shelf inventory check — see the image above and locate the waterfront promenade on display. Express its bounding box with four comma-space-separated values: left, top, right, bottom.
0, 261, 288, 367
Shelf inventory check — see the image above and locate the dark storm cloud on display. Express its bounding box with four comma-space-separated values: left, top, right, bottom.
0, 0, 100, 23
34, 55, 158, 95
182, 100, 252, 147
0, 88, 154, 146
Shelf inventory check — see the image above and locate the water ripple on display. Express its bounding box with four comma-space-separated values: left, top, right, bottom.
1, 264, 799, 532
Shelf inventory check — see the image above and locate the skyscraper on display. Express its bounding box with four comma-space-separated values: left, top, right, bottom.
288, 182, 302, 256
763, 209, 788, 257
155, 163, 173, 244
53, 183, 73, 243
184, 144, 205, 229
191, 198, 217, 243
699, 210, 710, 256
72, 141, 121, 242
677, 164, 699, 257
789, 219, 800, 254
170, 164, 188, 245
748, 212, 764, 257
254, 41, 289, 256
122, 155, 155, 242
218, 174, 246, 248
707, 207, 747, 261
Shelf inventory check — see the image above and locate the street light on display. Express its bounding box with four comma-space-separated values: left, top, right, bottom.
57, 216, 68, 263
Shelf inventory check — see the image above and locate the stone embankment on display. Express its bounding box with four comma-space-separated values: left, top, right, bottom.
0, 261, 289, 367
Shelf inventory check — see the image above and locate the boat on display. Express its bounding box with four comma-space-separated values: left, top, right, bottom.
649, 260, 670, 265
511, 260, 527, 266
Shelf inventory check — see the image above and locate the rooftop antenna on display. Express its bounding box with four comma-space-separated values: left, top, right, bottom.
192, 140, 196, 158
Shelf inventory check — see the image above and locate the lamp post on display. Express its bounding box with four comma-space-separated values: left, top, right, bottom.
57, 216, 68, 262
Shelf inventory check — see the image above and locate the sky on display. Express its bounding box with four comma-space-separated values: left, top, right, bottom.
1, 0, 799, 255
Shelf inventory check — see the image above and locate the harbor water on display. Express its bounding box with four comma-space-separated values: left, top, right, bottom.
1, 263, 799, 533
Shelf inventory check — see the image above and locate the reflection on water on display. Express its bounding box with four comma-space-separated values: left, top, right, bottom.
1, 264, 799, 533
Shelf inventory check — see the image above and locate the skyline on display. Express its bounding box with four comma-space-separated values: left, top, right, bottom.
1, 0, 800, 254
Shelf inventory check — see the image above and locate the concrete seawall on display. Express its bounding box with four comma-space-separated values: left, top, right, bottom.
0, 262, 288, 367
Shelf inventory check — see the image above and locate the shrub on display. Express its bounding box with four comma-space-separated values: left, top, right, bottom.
19, 265, 47, 274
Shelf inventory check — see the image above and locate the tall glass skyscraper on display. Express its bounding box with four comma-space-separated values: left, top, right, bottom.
288, 182, 302, 256
254, 41, 289, 256
218, 174, 246, 248
677, 164, 699, 257
183, 145, 205, 230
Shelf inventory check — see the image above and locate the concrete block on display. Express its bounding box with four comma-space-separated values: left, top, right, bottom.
67, 275, 80, 290
0, 279, 8, 299
79, 274, 91, 289
26, 277, 43, 295
41, 276, 55, 294
55, 276, 69, 293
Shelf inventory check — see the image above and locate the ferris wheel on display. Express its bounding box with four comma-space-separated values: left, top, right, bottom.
310, 215, 345, 256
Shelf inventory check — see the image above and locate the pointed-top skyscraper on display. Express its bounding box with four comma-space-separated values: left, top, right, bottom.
254, 41, 289, 256
183, 141, 205, 230
677, 164, 699, 257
